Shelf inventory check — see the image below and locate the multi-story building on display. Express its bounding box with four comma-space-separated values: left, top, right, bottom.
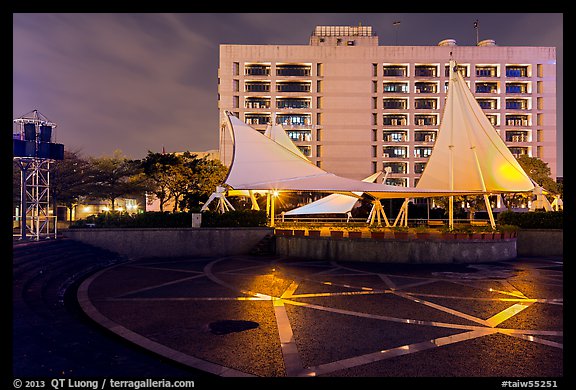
218, 25, 557, 187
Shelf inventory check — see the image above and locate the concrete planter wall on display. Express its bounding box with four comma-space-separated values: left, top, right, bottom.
516, 229, 563, 257
64, 227, 273, 258
275, 236, 517, 264
63, 227, 561, 262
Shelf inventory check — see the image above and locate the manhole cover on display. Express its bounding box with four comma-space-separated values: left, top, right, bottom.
209, 320, 259, 335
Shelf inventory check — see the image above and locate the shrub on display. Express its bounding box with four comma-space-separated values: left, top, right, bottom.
70, 210, 268, 228
497, 210, 563, 229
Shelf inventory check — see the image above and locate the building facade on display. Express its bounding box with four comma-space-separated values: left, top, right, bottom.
218, 25, 557, 186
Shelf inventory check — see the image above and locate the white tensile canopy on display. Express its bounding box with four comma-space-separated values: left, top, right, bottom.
264, 123, 308, 160
284, 172, 382, 216
413, 60, 535, 194
223, 113, 422, 194
222, 60, 535, 228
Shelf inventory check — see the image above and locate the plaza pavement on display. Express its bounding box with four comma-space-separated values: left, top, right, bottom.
77, 250, 564, 378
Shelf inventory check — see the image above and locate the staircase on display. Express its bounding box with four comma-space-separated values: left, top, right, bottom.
249, 234, 276, 256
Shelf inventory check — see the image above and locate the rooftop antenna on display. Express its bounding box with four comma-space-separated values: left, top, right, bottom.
474, 19, 479, 45
393, 20, 401, 45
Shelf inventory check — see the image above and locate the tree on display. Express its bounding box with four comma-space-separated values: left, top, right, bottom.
516, 155, 560, 195
180, 155, 229, 211
140, 151, 181, 212
88, 150, 147, 210
497, 155, 563, 209
166, 157, 195, 212
50, 150, 94, 221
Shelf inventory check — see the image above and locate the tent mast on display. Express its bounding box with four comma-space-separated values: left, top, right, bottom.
448, 59, 456, 231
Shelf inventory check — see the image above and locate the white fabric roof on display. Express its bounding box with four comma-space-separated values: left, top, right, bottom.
223, 61, 534, 198
284, 172, 381, 215
264, 123, 308, 160
414, 61, 535, 194
224, 114, 419, 194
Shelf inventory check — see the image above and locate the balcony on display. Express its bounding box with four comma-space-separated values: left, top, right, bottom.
383, 131, 408, 142
276, 64, 311, 77
415, 82, 437, 93
476, 83, 498, 93
276, 82, 311, 93
476, 66, 498, 77
414, 131, 436, 143
506, 115, 530, 126
245, 82, 270, 92
244, 114, 271, 125
245, 65, 270, 76
286, 130, 312, 142
414, 147, 433, 158
506, 99, 529, 110
509, 147, 529, 158
486, 115, 499, 126
383, 99, 408, 110
445, 65, 468, 77
414, 65, 438, 77
384, 162, 407, 174
506, 66, 528, 77
385, 178, 408, 187
506, 83, 529, 94
477, 99, 498, 110
276, 114, 312, 126
383, 115, 408, 126
506, 131, 529, 142
414, 115, 437, 126
383, 65, 408, 77
414, 162, 427, 174
276, 98, 311, 109
414, 99, 437, 110
383, 146, 407, 159
245, 98, 270, 109
297, 145, 312, 157
383, 83, 409, 93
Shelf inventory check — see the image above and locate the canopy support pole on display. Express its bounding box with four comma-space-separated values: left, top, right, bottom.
393, 198, 410, 227
469, 144, 496, 230
249, 190, 260, 210
270, 192, 276, 227
201, 188, 235, 213
448, 196, 454, 231
368, 200, 390, 227
483, 194, 496, 229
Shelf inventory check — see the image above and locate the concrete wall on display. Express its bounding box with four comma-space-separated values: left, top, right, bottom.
64, 228, 273, 258
64, 227, 560, 261
516, 229, 563, 257
275, 236, 517, 264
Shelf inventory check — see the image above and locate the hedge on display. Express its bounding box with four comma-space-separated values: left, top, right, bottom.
70, 210, 267, 228
497, 210, 563, 229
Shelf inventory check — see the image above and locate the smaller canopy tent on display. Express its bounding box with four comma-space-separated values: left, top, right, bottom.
284, 172, 382, 216
264, 123, 309, 160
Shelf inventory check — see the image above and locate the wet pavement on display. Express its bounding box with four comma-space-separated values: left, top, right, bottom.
12, 239, 214, 379
78, 251, 564, 379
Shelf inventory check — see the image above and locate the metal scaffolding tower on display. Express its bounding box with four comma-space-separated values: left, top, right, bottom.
13, 110, 64, 240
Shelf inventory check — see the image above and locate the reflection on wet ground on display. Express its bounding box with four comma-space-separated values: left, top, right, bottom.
81, 255, 563, 377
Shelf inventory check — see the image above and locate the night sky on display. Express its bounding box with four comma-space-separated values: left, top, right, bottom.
12, 13, 563, 175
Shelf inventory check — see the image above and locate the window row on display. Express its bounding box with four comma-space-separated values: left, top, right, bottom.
377, 129, 532, 143
244, 81, 312, 92
244, 113, 312, 126
373, 64, 531, 78
243, 64, 312, 77
379, 81, 531, 94
244, 97, 311, 109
